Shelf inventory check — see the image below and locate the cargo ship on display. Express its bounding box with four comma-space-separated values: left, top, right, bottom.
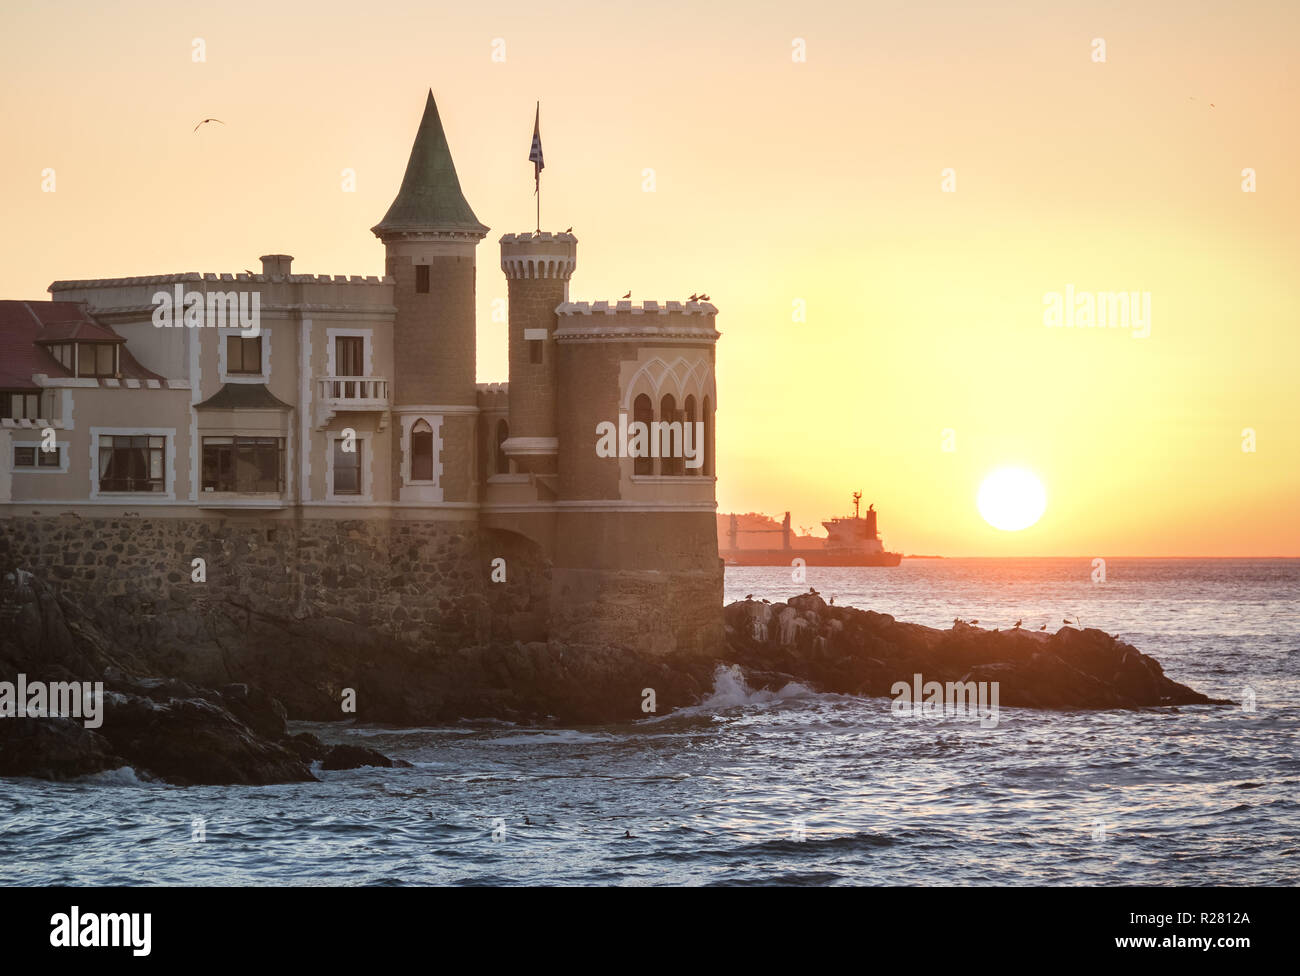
719, 492, 903, 566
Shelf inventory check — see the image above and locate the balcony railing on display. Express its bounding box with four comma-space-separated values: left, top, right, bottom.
317, 376, 389, 407
315, 376, 389, 430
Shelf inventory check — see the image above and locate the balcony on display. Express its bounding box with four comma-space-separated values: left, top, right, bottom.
315, 375, 389, 430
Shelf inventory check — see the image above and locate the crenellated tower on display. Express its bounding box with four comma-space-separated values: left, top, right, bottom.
373, 90, 487, 503
498, 232, 578, 479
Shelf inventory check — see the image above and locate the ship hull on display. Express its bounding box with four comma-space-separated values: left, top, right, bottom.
720, 548, 902, 567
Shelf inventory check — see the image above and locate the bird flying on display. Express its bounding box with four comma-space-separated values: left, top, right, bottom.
193, 118, 225, 132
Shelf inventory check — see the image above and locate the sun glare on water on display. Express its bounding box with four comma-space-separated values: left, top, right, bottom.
977, 468, 1047, 532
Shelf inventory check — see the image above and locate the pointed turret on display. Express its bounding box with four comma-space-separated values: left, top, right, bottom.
372, 90, 488, 238
377, 91, 486, 506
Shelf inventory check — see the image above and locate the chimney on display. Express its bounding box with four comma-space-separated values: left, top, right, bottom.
259, 254, 293, 276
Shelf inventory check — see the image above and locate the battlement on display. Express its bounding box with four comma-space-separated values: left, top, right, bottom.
476, 381, 509, 412
558, 300, 717, 316
500, 231, 578, 281
553, 300, 719, 344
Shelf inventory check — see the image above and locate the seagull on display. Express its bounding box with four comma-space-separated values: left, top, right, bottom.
689, 293, 699, 301
1014, 618, 1022, 629
744, 593, 753, 601
193, 118, 225, 132
244, 269, 257, 275
699, 294, 710, 301
970, 619, 979, 625
809, 587, 819, 595
621, 291, 631, 299
563, 226, 572, 233
1039, 624, 1047, 631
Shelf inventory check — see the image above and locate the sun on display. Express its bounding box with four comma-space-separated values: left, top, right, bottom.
977, 467, 1047, 531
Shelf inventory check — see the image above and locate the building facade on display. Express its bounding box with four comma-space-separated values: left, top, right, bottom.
0, 91, 722, 657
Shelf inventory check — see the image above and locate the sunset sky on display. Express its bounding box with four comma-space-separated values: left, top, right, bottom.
3, 0, 1296, 556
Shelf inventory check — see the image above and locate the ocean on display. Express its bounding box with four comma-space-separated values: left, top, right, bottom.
1, 558, 1296, 886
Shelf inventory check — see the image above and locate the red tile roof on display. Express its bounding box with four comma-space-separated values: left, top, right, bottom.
0, 300, 163, 389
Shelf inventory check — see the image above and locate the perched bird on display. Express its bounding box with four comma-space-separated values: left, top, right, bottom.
244, 269, 256, 276
688, 293, 699, 301
621, 291, 631, 299
745, 593, 753, 601
699, 294, 710, 301
760, 598, 770, 604
563, 226, 572, 233
193, 118, 225, 132
1014, 619, 1022, 629
970, 619, 979, 625
1039, 624, 1047, 631
809, 587, 819, 595
829, 596, 835, 606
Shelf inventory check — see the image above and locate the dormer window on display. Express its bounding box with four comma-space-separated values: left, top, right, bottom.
79, 342, 117, 377
45, 342, 118, 377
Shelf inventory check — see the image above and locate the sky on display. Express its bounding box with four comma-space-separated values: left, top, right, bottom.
2, 0, 1297, 556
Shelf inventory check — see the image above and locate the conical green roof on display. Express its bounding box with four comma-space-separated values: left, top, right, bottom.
372, 91, 488, 237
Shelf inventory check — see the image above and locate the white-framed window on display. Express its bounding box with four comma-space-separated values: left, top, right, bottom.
11, 440, 69, 474
326, 329, 373, 378
326, 434, 370, 501
90, 427, 176, 500
218, 326, 272, 384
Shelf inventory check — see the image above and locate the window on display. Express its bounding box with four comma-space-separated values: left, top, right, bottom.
201, 437, 285, 493
75, 343, 117, 378
495, 420, 509, 475
410, 419, 434, 482
633, 395, 654, 476
335, 336, 364, 377
415, 264, 430, 293
332, 438, 362, 495
529, 340, 543, 365
12, 445, 61, 469
660, 394, 683, 476
684, 395, 698, 476
46, 344, 73, 370
98, 435, 165, 492
703, 395, 713, 476
5, 392, 40, 420
226, 335, 263, 375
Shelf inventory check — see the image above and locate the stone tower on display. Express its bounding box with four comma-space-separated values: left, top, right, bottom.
498, 232, 578, 481
373, 91, 488, 503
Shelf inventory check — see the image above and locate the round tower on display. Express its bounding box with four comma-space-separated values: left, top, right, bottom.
498, 231, 578, 475
372, 90, 488, 503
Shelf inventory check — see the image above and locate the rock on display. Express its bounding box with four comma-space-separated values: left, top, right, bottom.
0, 717, 122, 780
320, 744, 411, 770
722, 595, 1229, 709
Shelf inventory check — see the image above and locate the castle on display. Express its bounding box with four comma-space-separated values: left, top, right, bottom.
0, 92, 722, 662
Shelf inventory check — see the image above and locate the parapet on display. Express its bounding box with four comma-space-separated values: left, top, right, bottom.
476, 381, 509, 412
553, 300, 719, 343
500, 231, 578, 280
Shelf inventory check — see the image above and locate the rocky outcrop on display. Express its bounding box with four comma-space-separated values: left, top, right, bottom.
724, 593, 1230, 709
0, 572, 397, 784
1, 557, 1229, 784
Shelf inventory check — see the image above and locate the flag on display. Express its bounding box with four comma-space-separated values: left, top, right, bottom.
529, 102, 544, 194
